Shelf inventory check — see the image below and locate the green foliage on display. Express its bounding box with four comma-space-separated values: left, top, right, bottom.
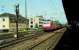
35, 24, 38, 28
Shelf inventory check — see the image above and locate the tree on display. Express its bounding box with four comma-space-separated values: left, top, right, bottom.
35, 24, 38, 28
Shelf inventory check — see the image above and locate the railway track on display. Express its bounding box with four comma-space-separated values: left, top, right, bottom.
0, 31, 46, 48
27, 28, 66, 50
0, 28, 66, 50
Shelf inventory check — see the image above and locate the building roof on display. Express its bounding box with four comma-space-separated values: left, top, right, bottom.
0, 13, 28, 23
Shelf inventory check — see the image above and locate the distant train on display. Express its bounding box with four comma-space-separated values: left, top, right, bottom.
42, 21, 61, 31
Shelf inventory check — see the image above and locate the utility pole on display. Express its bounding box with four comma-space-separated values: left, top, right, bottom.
15, 4, 19, 38
25, 0, 28, 31
25, 0, 27, 18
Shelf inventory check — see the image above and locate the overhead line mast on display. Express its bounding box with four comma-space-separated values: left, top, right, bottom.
25, 0, 27, 18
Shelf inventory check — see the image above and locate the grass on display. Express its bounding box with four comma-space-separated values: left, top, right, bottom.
0, 33, 14, 40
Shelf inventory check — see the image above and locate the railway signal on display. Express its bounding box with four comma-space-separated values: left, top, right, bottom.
15, 4, 19, 38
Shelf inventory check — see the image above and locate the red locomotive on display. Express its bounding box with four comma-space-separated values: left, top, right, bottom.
42, 21, 59, 31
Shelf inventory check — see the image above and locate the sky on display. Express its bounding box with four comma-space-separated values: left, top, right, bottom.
0, 0, 67, 24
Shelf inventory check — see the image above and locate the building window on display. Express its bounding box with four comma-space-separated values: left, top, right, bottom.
39, 21, 43, 24
3, 18, 5, 21
39, 25, 42, 27
31, 25, 33, 28
3, 25, 5, 27
31, 21, 33, 24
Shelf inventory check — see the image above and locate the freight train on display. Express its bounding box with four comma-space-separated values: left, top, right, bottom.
42, 21, 61, 31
